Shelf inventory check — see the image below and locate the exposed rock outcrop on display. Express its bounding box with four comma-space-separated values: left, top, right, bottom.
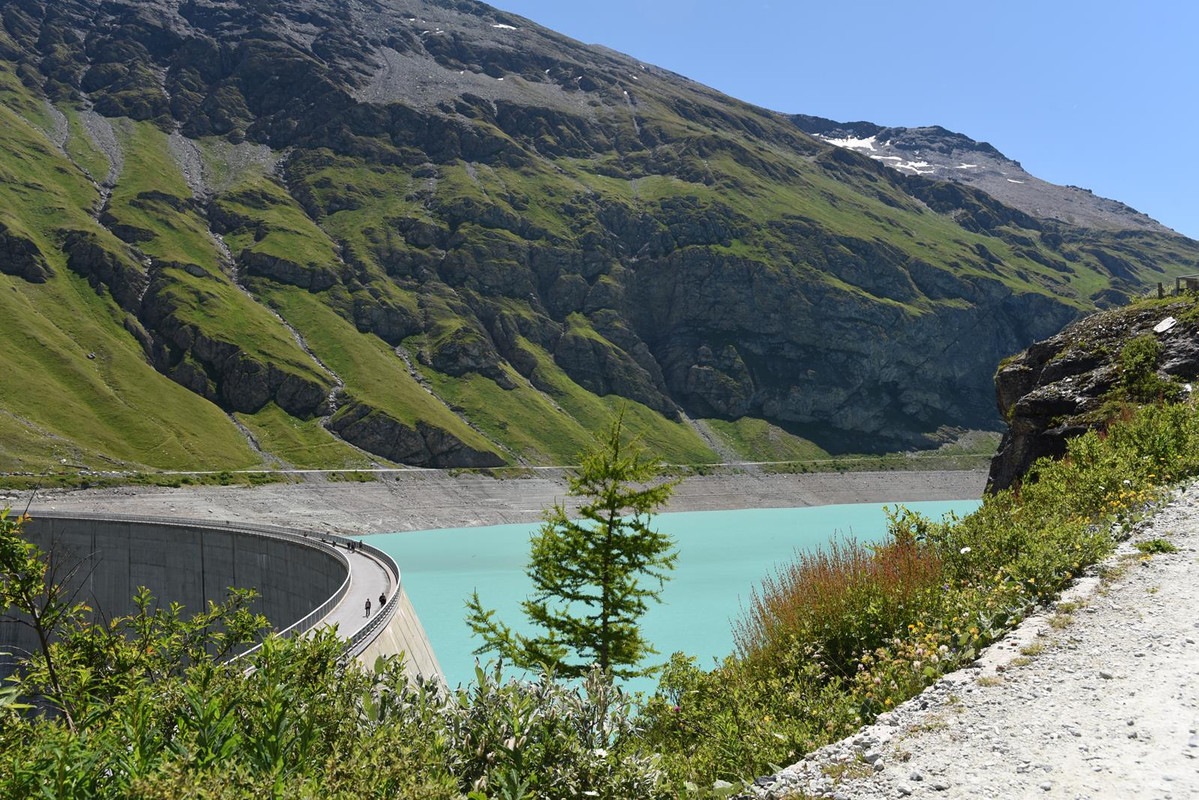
240, 251, 339, 293
0, 221, 52, 282
989, 297, 1199, 490
4, 0, 1199, 470
60, 229, 146, 311
140, 279, 331, 417
327, 400, 504, 468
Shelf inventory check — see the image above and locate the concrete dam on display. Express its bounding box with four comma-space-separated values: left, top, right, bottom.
1, 512, 440, 679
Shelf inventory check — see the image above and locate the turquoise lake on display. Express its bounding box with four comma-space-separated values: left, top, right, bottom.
366, 500, 981, 693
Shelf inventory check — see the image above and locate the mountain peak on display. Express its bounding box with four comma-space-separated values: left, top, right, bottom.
0, 0, 1196, 474
791, 115, 1170, 234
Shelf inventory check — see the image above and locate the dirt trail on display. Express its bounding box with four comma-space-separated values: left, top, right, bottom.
758, 483, 1199, 800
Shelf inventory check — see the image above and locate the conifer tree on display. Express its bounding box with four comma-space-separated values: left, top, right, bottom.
465, 414, 679, 678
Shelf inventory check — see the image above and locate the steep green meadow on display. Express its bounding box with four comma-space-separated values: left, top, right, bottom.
0, 0, 1196, 472
0, 67, 257, 472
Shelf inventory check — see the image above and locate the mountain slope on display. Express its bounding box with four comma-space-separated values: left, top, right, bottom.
791, 114, 1169, 234
1, 0, 1197, 472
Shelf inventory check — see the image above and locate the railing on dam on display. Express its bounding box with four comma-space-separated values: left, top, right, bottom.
23, 512, 402, 663
342, 538, 404, 659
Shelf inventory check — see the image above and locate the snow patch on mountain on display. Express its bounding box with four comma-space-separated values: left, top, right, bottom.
824, 134, 877, 151
798, 118, 1171, 233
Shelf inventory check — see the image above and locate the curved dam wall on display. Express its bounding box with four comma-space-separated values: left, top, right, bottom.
28, 514, 345, 619
1, 514, 438, 681
354, 585, 443, 679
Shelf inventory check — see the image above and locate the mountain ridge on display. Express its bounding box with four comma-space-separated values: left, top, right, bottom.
790, 113, 1169, 234
0, 0, 1196, 474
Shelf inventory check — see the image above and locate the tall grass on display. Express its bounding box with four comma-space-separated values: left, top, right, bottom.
644, 400, 1199, 789
735, 539, 943, 679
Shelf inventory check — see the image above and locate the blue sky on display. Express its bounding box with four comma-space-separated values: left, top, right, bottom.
493, 0, 1197, 239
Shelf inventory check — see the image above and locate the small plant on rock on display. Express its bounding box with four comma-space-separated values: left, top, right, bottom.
1134, 538, 1178, 554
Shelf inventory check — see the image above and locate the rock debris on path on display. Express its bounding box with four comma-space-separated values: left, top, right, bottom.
754, 483, 1199, 800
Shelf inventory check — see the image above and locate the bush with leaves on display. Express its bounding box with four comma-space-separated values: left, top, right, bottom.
0, 510, 670, 799
643, 398, 1199, 786
1118, 334, 1182, 403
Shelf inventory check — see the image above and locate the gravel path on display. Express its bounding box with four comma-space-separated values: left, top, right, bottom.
757, 483, 1199, 800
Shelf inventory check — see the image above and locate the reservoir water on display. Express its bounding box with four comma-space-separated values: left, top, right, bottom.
367, 499, 981, 693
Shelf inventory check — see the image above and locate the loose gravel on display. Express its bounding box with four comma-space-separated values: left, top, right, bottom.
753, 483, 1199, 800
5, 469, 986, 535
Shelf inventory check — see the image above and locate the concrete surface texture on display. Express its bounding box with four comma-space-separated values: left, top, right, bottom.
1, 513, 439, 682
355, 584, 444, 679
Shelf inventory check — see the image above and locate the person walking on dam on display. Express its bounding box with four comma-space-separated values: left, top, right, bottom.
378, 592, 386, 608
364, 598, 371, 618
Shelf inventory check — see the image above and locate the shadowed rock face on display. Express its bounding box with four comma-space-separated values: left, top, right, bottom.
327, 401, 503, 468
0, 222, 52, 282
3, 0, 1198, 466
989, 298, 1199, 491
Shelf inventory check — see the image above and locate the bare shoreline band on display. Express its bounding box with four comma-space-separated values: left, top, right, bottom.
3, 469, 988, 535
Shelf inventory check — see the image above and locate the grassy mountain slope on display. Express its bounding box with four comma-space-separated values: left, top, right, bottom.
0, 64, 258, 471
0, 0, 1196, 472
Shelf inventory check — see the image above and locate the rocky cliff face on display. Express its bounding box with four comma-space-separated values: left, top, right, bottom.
1, 0, 1198, 471
989, 295, 1199, 490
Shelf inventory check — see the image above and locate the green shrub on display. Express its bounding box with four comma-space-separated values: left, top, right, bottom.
1119, 334, 1180, 403
1135, 538, 1178, 554
8, 397, 1199, 796
734, 538, 944, 680
0, 512, 667, 799
643, 398, 1199, 786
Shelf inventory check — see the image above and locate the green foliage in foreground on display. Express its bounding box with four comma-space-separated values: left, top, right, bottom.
0, 510, 666, 799
4, 400, 1197, 797
1118, 334, 1183, 404
1134, 538, 1178, 554
467, 415, 680, 679
638, 400, 1197, 786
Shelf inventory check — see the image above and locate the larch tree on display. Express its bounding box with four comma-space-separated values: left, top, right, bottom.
465, 414, 679, 679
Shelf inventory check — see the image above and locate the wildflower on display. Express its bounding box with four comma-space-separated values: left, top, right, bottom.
960, 546, 972, 555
